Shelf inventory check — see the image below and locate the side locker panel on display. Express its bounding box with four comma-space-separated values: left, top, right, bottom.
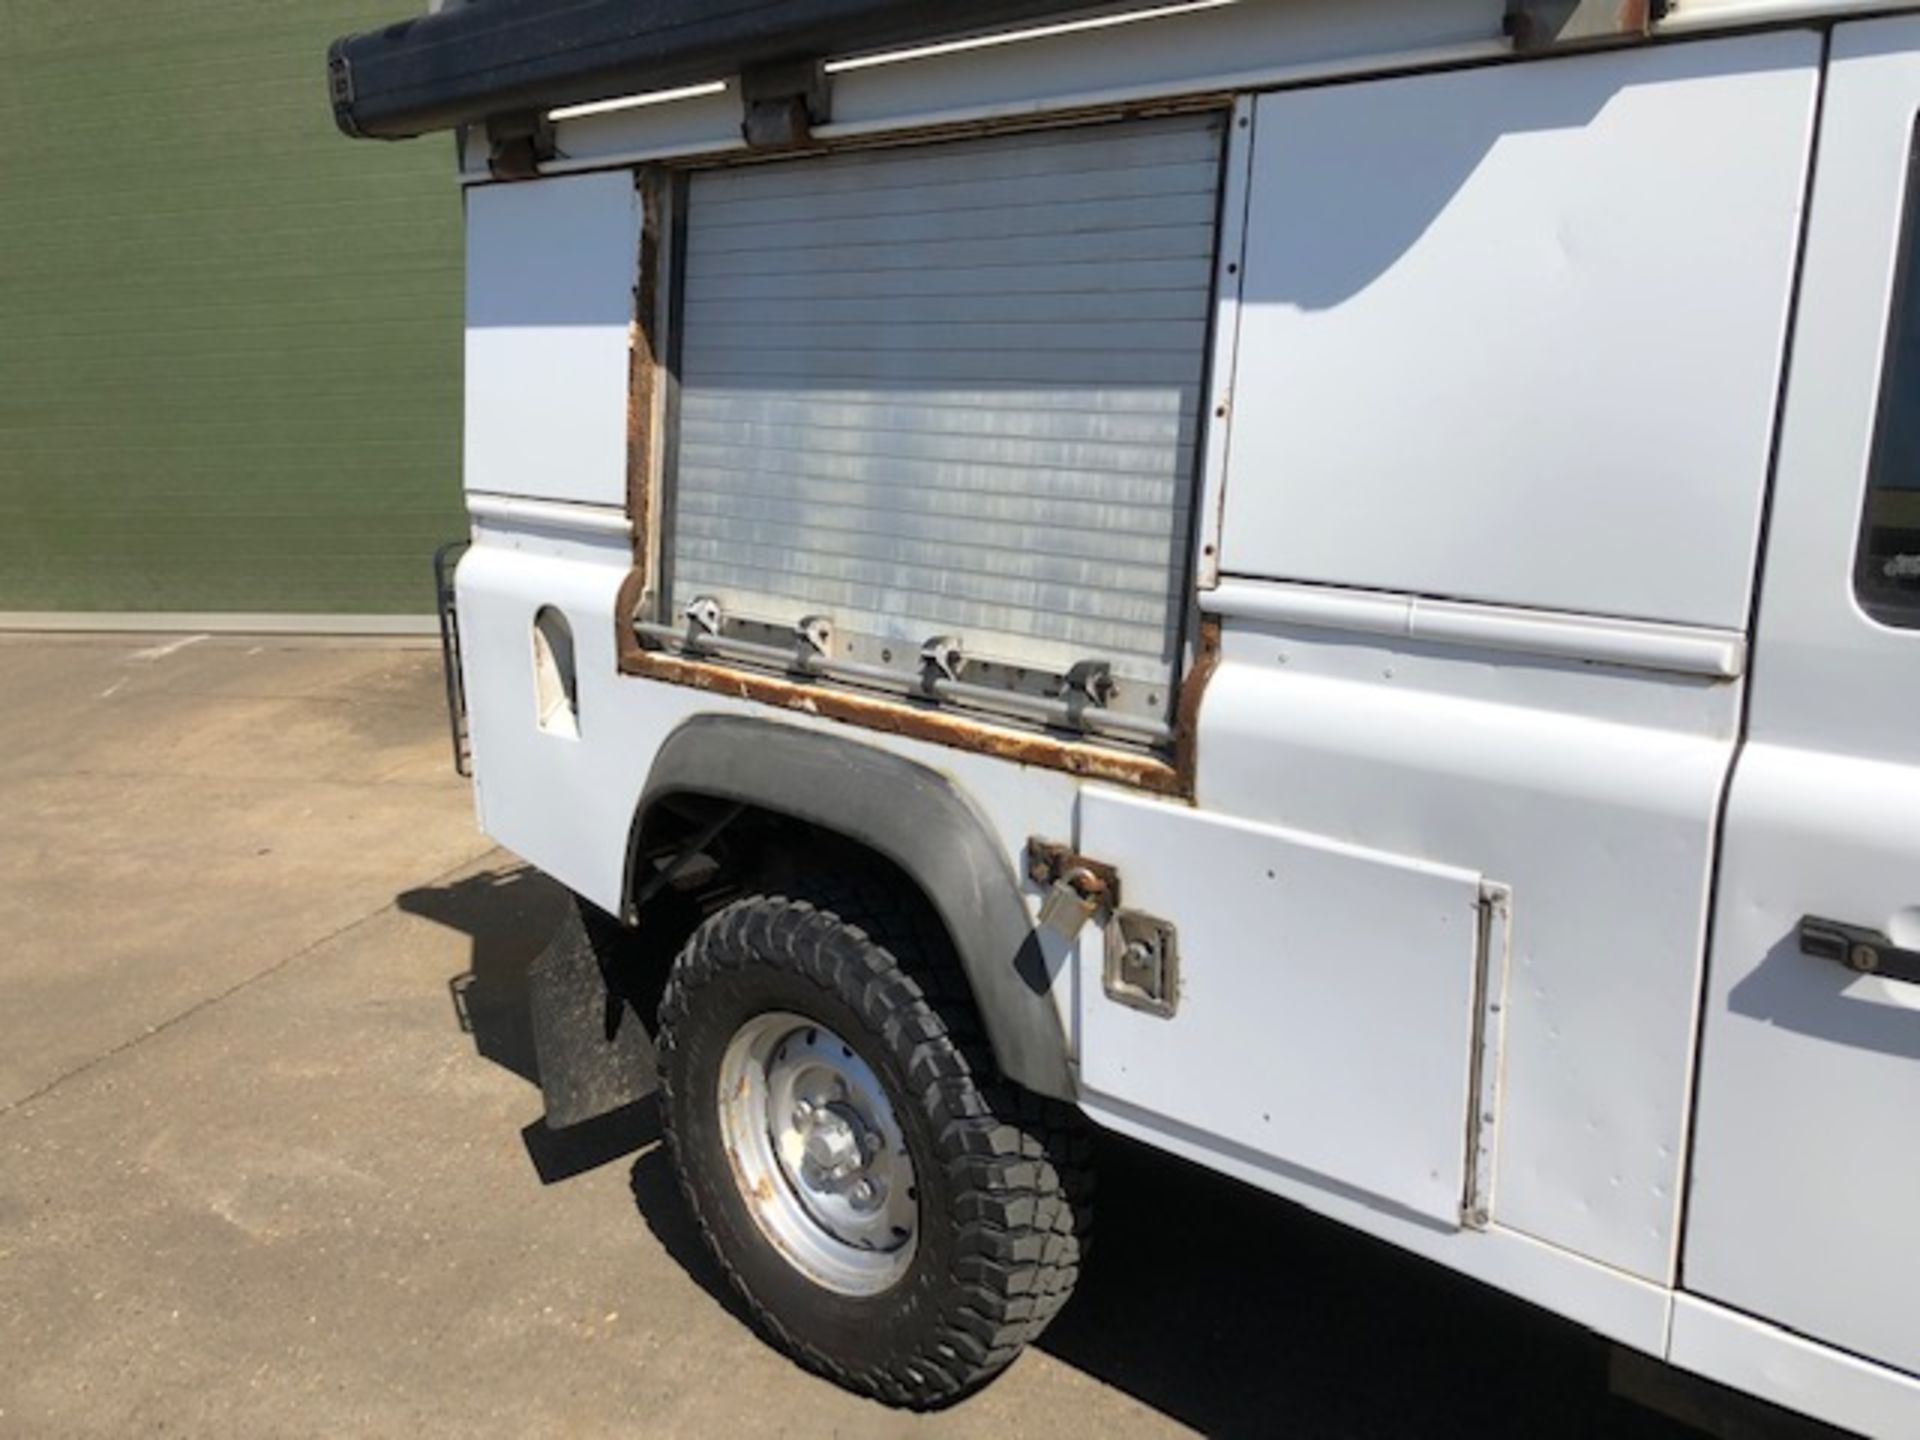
1220, 35, 1819, 628
465, 172, 643, 507
1079, 789, 1489, 1225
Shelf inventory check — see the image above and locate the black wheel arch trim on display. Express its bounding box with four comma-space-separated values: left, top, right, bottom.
628, 713, 1073, 1102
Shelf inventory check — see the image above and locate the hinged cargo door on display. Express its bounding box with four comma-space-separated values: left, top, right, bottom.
663, 113, 1225, 732
1078, 789, 1493, 1226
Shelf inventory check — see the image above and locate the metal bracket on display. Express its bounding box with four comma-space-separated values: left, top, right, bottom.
631, 603, 1174, 747
1025, 838, 1121, 910
484, 108, 556, 180
1062, 659, 1115, 728
795, 614, 834, 660
1503, 0, 1657, 52
739, 58, 830, 149
431, 540, 472, 778
684, 594, 725, 641
626, 802, 746, 924
920, 634, 964, 693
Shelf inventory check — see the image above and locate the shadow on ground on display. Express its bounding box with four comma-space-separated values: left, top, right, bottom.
396, 863, 661, 1186
396, 864, 1696, 1438
397, 862, 566, 1089
1033, 1134, 1696, 1440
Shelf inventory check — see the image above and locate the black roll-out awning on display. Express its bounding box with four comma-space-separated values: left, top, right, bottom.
327, 0, 1101, 141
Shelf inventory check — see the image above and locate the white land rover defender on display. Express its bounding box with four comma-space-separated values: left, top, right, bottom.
332, 1, 1920, 1431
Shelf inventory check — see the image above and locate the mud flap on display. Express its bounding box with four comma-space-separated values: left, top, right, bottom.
528, 899, 659, 1129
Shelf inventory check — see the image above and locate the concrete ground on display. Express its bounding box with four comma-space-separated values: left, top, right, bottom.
0, 634, 1701, 1439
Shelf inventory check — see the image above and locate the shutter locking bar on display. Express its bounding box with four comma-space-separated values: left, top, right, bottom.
632, 618, 1171, 744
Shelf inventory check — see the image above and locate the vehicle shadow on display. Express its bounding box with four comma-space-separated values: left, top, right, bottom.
397, 861, 565, 1088
396, 861, 665, 1184
396, 870, 1699, 1436
617, 1116, 1707, 1437
1033, 1135, 1696, 1440
624, 1111, 757, 1326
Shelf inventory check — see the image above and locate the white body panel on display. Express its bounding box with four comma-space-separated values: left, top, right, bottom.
1187, 618, 1738, 1280
1687, 747, 1920, 1370
1090, 34, 1816, 1283
1684, 16, 1920, 1380
457, 506, 1679, 1361
1079, 789, 1486, 1225
1081, 1093, 1675, 1353
1668, 1295, 1920, 1439
445, 6, 1920, 1433
464, 173, 641, 506
457, 528, 1087, 1046
1219, 36, 1817, 626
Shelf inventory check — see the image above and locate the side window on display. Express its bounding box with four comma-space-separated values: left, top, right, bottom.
1858, 121, 1920, 628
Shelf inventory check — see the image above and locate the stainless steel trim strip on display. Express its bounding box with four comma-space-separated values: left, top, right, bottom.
467, 493, 635, 538
1201, 579, 1747, 679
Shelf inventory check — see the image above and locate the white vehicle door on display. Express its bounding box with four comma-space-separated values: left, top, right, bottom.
1685, 16, 1920, 1379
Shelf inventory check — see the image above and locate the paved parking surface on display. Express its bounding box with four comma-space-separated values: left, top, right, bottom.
0, 635, 1701, 1438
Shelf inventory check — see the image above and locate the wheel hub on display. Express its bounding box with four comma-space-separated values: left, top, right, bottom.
717, 1012, 919, 1295
798, 1105, 861, 1175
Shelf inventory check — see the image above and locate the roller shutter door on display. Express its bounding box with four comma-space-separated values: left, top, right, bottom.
667, 113, 1224, 722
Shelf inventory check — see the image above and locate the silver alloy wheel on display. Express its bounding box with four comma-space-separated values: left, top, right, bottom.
716, 1010, 919, 1295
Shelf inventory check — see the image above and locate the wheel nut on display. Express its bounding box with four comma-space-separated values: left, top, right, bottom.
853, 1180, 875, 1205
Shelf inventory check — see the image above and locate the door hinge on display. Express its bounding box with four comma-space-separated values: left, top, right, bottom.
1463, 882, 1513, 1229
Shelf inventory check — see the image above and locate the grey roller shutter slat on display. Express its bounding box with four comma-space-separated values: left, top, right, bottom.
669, 113, 1224, 690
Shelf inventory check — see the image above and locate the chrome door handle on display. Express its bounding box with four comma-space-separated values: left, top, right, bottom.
1799, 916, 1920, 985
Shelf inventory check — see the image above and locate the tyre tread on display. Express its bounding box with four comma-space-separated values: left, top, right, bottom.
656, 868, 1091, 1409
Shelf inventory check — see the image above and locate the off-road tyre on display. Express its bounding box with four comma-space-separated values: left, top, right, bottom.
656, 872, 1092, 1409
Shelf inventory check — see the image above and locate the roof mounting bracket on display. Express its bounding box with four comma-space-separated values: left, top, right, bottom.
739, 58, 831, 150
485, 109, 555, 181
1503, 0, 1660, 53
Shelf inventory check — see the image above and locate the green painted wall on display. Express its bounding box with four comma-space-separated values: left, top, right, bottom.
0, 0, 462, 614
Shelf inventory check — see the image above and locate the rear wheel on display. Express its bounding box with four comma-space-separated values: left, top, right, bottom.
656, 877, 1090, 1408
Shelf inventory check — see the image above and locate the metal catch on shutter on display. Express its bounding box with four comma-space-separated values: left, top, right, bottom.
635, 596, 1173, 744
